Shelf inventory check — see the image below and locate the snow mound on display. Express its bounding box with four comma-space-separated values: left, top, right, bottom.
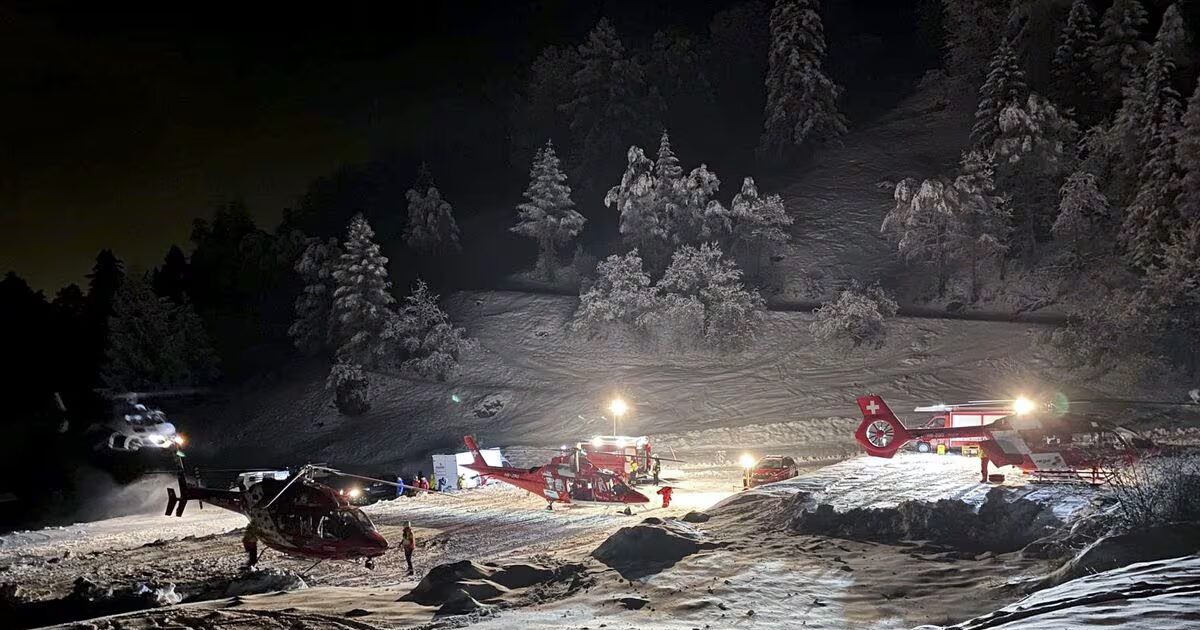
400, 559, 581, 616
790, 487, 1061, 553
913, 554, 1200, 629
222, 567, 307, 596
1040, 523, 1200, 588
591, 517, 723, 579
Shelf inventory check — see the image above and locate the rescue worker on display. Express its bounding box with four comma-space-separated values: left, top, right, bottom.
457, 473, 466, 490
629, 459, 639, 485
242, 526, 260, 569
656, 485, 673, 509
418, 473, 431, 491
401, 521, 416, 575
652, 457, 662, 485
395, 474, 406, 499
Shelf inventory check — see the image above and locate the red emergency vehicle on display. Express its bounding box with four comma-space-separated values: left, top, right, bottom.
910, 402, 1015, 454
578, 435, 653, 481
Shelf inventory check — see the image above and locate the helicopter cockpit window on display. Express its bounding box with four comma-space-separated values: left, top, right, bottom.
317, 512, 358, 540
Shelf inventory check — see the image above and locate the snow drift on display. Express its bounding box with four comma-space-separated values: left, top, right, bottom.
789, 487, 1061, 552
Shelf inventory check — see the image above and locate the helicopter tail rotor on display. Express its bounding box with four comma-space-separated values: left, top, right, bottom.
166, 472, 189, 517
854, 395, 912, 458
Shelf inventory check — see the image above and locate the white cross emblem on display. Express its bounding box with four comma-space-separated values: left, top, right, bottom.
866, 399, 880, 414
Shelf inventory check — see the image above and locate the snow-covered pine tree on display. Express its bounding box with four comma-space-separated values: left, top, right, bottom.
672, 164, 731, 246
327, 360, 370, 415
954, 149, 1011, 298
1112, 41, 1184, 206
810, 281, 899, 350
512, 140, 586, 278
385, 280, 476, 381
655, 243, 765, 351
1051, 0, 1101, 124
728, 176, 793, 277
1093, 0, 1150, 103
1122, 103, 1183, 270
564, 18, 663, 190
882, 177, 966, 296
289, 237, 341, 356
1177, 78, 1200, 223
605, 146, 666, 261
971, 37, 1028, 149
653, 130, 686, 243
1053, 171, 1112, 258
994, 94, 1078, 249
940, 0, 1006, 86
330, 214, 396, 369
404, 164, 461, 255
1156, 3, 1192, 74
573, 250, 658, 334
759, 0, 848, 159
103, 273, 217, 391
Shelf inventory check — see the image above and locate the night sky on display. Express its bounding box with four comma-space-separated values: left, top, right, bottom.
1, 1, 919, 291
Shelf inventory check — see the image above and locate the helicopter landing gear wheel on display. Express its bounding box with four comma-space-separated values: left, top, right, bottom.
916, 442, 931, 454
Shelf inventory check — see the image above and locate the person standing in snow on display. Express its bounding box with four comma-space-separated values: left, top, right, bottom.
656, 486, 673, 508
401, 521, 416, 575
457, 473, 466, 490
629, 459, 639, 485
242, 526, 260, 569
417, 473, 430, 491
652, 457, 661, 485
395, 474, 406, 499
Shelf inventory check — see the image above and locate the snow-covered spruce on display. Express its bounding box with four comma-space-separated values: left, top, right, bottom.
759, 0, 847, 159
940, 0, 1005, 86
605, 146, 665, 261
103, 273, 217, 391
563, 18, 663, 190
404, 164, 461, 255
1176, 78, 1200, 226
1053, 171, 1112, 257
330, 214, 396, 369
652, 243, 765, 352
1156, 3, 1192, 72
971, 36, 1027, 150
810, 282, 898, 350
1093, 0, 1150, 103
385, 280, 476, 382
994, 94, 1077, 252
289, 237, 341, 356
511, 140, 585, 279
326, 360, 370, 416
1110, 41, 1184, 206
572, 249, 657, 335
727, 176, 792, 278
1051, 0, 1101, 124
1122, 113, 1183, 271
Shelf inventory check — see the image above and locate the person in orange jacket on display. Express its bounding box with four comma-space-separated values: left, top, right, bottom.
401, 521, 416, 575
656, 486, 673, 508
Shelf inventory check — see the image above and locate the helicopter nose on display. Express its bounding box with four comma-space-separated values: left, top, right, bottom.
365, 529, 388, 551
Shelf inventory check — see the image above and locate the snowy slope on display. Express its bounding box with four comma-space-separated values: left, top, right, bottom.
767, 93, 970, 302
178, 290, 1085, 473
914, 554, 1200, 630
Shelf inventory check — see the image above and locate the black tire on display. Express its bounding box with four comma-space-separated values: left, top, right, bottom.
916, 442, 931, 454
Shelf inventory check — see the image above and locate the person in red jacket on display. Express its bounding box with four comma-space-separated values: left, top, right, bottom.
656, 486, 673, 508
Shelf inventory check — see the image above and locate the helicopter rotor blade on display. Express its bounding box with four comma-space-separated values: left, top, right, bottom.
262, 465, 313, 509
307, 466, 440, 493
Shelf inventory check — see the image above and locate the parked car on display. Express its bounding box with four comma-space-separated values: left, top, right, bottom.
746, 455, 800, 488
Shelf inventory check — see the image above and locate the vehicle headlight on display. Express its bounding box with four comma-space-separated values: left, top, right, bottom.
348, 487, 362, 498
173, 435, 185, 446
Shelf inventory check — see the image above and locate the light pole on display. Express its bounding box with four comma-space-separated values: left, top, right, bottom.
609, 397, 628, 436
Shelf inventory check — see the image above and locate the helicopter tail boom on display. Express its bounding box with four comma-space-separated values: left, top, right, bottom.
463, 435, 488, 468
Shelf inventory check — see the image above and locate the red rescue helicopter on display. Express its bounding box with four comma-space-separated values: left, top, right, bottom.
166, 465, 421, 568
461, 436, 662, 509
853, 395, 1158, 484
